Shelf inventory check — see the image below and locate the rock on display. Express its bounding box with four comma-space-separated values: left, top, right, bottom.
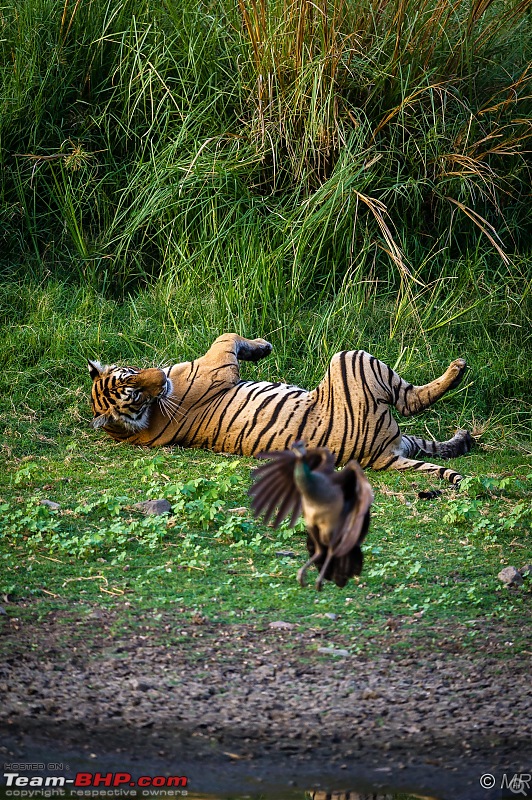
317, 647, 350, 657
497, 566, 523, 587
40, 499, 61, 511
227, 507, 248, 516
324, 612, 338, 620
269, 621, 294, 630
519, 564, 532, 578
133, 499, 171, 516
361, 688, 379, 699
275, 550, 296, 558
130, 678, 154, 691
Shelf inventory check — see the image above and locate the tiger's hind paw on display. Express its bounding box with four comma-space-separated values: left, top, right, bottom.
439, 429, 473, 459
455, 429, 473, 455
446, 358, 468, 391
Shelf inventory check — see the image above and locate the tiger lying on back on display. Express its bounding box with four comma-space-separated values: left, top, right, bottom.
88, 333, 472, 485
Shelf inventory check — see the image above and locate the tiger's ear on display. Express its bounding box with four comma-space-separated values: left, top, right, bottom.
88, 360, 104, 381
90, 413, 109, 430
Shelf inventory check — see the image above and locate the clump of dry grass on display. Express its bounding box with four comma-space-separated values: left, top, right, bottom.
0, 0, 530, 288
236, 0, 531, 266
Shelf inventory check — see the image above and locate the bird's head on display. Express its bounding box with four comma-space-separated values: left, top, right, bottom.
290, 440, 307, 459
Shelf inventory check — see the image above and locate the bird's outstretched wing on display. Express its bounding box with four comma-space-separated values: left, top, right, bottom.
249, 449, 300, 528
249, 446, 335, 529
332, 459, 373, 558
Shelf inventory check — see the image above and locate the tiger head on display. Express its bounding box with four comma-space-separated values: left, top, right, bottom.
88, 360, 172, 433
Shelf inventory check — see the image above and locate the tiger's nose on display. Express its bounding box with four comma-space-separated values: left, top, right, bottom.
134, 369, 167, 397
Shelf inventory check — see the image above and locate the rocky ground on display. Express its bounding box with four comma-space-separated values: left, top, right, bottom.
1, 604, 531, 800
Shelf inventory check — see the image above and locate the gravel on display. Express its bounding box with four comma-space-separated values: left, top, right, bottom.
1, 605, 530, 800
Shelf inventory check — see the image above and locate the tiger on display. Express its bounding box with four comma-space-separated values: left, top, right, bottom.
88, 332, 472, 485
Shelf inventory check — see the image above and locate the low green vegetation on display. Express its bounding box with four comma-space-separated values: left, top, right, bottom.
1, 432, 530, 658
0, 0, 530, 661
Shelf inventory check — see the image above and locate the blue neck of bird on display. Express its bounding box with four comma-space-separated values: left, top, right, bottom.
294, 458, 319, 494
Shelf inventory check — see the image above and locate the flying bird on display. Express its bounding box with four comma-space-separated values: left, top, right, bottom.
249, 441, 373, 590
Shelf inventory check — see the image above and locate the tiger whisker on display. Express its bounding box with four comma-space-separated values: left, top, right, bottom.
159, 393, 182, 412
157, 395, 185, 419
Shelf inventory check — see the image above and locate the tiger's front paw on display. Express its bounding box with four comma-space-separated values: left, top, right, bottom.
239, 338, 273, 362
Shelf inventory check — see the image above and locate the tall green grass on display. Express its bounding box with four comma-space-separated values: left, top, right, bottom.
0, 0, 530, 290
0, 0, 530, 443
0, 266, 530, 451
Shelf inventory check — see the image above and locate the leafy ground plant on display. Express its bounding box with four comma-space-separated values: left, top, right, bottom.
1, 439, 530, 659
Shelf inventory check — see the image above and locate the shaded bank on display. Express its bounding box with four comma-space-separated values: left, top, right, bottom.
1, 605, 529, 800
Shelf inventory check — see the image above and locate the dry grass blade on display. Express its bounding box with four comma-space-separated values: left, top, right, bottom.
473, 0, 532, 48
445, 153, 493, 173
466, 0, 498, 35
446, 197, 510, 264
415, 0, 463, 64
59, 0, 83, 42
353, 190, 420, 283
238, 0, 264, 69
479, 64, 532, 117
372, 82, 449, 138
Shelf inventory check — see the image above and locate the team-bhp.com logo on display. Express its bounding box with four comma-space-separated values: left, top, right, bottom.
3, 771, 188, 796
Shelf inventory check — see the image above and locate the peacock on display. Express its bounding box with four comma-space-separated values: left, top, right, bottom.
249, 441, 373, 590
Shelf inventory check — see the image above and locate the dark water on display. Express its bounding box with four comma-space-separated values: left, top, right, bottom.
182, 792, 430, 799
0, 736, 512, 800
0, 789, 433, 800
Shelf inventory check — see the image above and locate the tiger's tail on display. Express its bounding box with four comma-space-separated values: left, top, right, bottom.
375, 454, 464, 485
400, 429, 472, 460
372, 430, 473, 486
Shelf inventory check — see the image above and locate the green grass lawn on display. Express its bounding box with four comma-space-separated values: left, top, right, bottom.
0, 0, 530, 670
1, 418, 530, 662
0, 273, 530, 665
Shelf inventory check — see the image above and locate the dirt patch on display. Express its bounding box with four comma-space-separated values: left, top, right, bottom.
0, 604, 530, 799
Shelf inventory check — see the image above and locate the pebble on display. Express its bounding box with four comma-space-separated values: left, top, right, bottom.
317, 647, 350, 657
133, 499, 172, 515
40, 499, 61, 511
497, 566, 524, 587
